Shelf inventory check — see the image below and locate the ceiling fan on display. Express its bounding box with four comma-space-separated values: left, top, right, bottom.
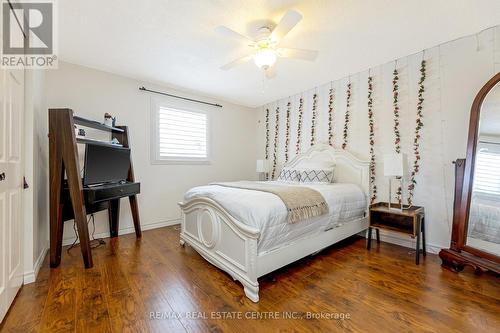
216, 9, 318, 78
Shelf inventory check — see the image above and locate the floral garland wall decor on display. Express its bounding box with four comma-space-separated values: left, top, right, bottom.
285, 101, 291, 162
295, 96, 304, 154
342, 82, 352, 150
265, 107, 270, 160
328, 88, 334, 146
367, 75, 377, 204
264, 107, 270, 180
271, 105, 280, 180
310, 93, 318, 146
407, 59, 427, 206
392, 66, 402, 204
392, 68, 401, 154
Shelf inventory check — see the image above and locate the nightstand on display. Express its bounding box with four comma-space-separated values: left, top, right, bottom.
368, 202, 426, 264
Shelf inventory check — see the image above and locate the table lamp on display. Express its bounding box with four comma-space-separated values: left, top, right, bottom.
383, 153, 408, 211
256, 159, 270, 181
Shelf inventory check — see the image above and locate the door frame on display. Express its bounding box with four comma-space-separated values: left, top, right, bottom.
0, 0, 27, 323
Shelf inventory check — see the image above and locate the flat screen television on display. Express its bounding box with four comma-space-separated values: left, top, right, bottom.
83, 143, 131, 186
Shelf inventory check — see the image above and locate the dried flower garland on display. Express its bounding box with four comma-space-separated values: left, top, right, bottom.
367, 76, 377, 204
271, 106, 280, 179
265, 108, 270, 160
296, 97, 304, 154
392, 67, 402, 204
328, 88, 334, 146
310, 93, 318, 146
264, 107, 270, 180
393, 68, 401, 154
408, 60, 427, 206
342, 82, 352, 150
285, 101, 291, 162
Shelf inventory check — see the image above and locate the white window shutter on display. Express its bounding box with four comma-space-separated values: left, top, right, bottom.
474, 150, 500, 196
157, 107, 208, 160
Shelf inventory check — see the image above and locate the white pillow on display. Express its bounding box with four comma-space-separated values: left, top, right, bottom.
298, 169, 335, 184
276, 167, 301, 182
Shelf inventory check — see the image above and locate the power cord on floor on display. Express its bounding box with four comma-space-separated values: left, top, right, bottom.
89, 214, 106, 248
66, 214, 106, 254
66, 215, 86, 253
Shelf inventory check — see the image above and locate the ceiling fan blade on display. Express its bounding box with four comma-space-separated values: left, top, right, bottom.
270, 9, 302, 43
215, 26, 254, 45
220, 54, 254, 70
277, 48, 318, 61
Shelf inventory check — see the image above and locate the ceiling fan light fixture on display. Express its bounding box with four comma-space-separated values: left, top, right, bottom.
254, 48, 277, 69
217, 9, 313, 76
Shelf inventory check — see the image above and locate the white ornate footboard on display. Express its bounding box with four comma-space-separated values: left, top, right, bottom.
178, 197, 261, 302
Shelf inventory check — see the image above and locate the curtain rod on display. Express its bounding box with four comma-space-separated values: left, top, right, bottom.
139, 86, 223, 108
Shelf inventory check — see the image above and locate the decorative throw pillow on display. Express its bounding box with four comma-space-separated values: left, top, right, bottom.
277, 168, 301, 182
299, 169, 335, 184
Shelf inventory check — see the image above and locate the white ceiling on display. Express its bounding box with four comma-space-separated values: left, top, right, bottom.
59, 0, 500, 108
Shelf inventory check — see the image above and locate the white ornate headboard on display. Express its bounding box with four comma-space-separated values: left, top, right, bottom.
285, 143, 370, 197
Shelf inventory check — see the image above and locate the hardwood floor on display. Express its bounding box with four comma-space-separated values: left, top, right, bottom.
1, 225, 499, 333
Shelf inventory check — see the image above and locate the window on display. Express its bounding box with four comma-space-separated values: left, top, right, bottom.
152, 103, 210, 163
473, 143, 500, 197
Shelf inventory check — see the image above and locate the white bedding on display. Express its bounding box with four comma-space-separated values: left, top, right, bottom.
184, 181, 367, 253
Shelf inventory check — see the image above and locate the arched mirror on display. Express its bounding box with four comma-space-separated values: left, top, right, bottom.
467, 81, 500, 256
440, 72, 500, 274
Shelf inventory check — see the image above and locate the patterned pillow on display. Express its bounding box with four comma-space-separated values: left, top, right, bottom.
299, 169, 335, 184
277, 168, 301, 182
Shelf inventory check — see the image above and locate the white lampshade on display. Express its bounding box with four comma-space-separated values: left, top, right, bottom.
256, 159, 270, 173
383, 153, 408, 177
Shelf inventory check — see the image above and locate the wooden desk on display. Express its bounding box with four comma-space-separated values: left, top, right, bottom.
368, 202, 426, 264
49, 109, 142, 269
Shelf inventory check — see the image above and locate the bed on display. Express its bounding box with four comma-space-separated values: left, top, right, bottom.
178, 144, 370, 302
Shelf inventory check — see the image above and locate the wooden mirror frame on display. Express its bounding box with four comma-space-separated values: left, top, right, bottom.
439, 72, 500, 274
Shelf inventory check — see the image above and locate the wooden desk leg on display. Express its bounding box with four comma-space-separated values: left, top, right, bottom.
50, 203, 64, 268
416, 219, 421, 265
108, 199, 120, 238
421, 216, 426, 257
129, 195, 142, 238
376, 228, 380, 244
49, 158, 64, 268
68, 191, 93, 268
367, 227, 372, 250
67, 189, 93, 269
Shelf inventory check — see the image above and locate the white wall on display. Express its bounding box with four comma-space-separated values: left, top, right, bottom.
256, 26, 500, 253
44, 62, 258, 244
23, 69, 49, 283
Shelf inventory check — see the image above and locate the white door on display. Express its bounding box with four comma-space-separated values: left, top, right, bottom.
0, 67, 24, 323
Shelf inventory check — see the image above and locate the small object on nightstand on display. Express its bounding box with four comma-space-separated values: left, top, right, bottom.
383, 153, 408, 212
256, 159, 270, 181
368, 202, 426, 265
